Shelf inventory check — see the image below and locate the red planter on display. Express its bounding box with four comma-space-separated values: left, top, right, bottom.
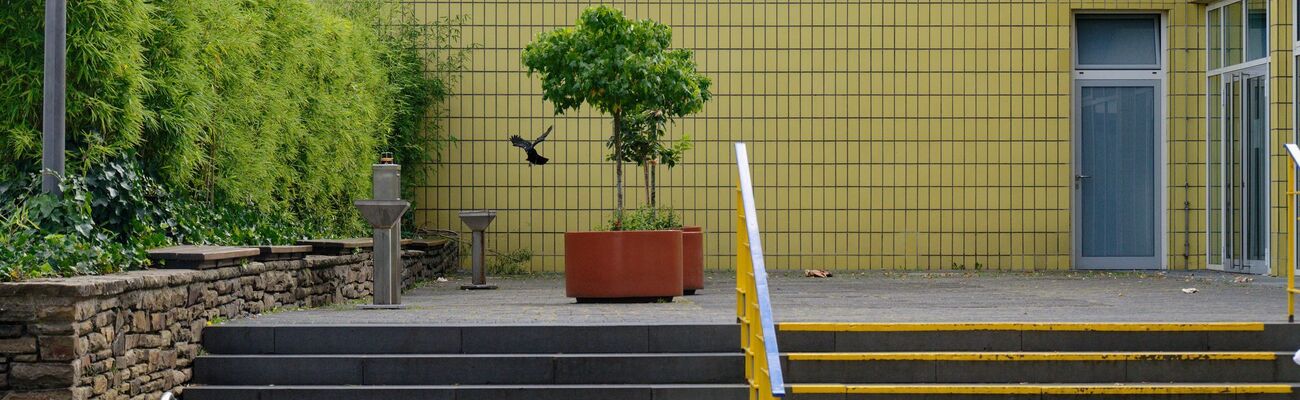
565, 230, 683, 302
682, 226, 704, 295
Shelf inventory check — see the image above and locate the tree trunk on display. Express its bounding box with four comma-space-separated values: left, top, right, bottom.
649, 164, 657, 207
613, 115, 625, 223
643, 163, 651, 205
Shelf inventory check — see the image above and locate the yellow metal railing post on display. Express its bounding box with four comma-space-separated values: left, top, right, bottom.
1284, 144, 1300, 323
736, 187, 753, 397
1289, 163, 1295, 323
737, 188, 749, 323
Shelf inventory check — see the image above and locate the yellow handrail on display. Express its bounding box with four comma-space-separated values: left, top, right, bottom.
735, 143, 785, 399
1286, 144, 1300, 323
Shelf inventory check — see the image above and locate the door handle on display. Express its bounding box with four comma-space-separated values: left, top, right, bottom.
1075, 174, 1092, 180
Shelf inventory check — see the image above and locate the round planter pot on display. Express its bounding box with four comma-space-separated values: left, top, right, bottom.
682, 226, 704, 295
565, 230, 684, 302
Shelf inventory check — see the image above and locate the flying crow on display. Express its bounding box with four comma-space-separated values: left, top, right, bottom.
510, 125, 553, 166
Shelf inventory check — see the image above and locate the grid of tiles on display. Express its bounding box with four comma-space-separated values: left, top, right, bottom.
413, 1, 1216, 272
1268, 0, 1293, 274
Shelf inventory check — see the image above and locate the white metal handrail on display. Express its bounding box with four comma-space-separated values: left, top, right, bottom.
734, 143, 785, 399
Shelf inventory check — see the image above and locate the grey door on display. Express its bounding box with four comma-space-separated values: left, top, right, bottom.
1074, 80, 1161, 269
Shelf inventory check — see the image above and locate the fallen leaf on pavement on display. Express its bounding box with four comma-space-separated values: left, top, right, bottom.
804, 269, 833, 278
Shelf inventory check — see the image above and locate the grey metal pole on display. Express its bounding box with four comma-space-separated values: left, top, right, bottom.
472, 230, 486, 285
42, 0, 67, 195
372, 227, 395, 305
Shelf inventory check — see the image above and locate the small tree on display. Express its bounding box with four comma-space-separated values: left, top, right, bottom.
521, 6, 710, 224
620, 109, 691, 206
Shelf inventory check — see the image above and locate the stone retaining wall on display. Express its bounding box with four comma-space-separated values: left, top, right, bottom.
0, 241, 458, 400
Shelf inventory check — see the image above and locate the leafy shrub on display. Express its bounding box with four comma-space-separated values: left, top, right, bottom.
603, 205, 683, 231
0, 159, 338, 281
488, 248, 534, 276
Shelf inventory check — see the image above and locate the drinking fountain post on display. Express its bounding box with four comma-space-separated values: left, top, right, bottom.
459, 210, 497, 290
372, 155, 402, 304
355, 199, 409, 309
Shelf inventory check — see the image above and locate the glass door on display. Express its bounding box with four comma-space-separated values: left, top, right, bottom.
1214, 66, 1269, 274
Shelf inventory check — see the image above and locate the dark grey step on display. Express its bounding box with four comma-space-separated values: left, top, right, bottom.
203, 324, 738, 354
778, 324, 1300, 353
193, 353, 743, 385
781, 352, 1300, 384
183, 384, 749, 400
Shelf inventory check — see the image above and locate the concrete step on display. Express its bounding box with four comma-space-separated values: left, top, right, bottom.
778, 322, 1300, 352
183, 384, 749, 400
782, 351, 1300, 384
192, 353, 744, 386
202, 324, 738, 354
783, 383, 1300, 399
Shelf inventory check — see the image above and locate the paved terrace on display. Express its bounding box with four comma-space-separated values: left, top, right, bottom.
230, 270, 1289, 325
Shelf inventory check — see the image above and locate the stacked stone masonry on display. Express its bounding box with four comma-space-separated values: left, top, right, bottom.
0, 241, 458, 400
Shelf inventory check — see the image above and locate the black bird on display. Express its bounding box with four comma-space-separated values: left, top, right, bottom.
510, 125, 553, 166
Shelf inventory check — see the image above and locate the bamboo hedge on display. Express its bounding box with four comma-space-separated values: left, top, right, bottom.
0, 0, 464, 279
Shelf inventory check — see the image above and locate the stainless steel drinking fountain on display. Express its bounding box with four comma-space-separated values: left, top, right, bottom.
459, 210, 497, 290
355, 199, 409, 308
355, 154, 408, 309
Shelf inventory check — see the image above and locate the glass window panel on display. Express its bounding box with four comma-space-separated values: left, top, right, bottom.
1226, 2, 1244, 65
1076, 15, 1160, 67
1246, 0, 1267, 61
1208, 75, 1222, 265
1246, 76, 1266, 261
1209, 8, 1222, 70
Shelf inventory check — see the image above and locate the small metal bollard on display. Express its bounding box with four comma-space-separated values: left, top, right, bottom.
459, 210, 497, 290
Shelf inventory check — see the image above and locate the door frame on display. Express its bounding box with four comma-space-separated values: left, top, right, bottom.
1208, 64, 1270, 275
1070, 11, 1168, 271
1071, 78, 1166, 270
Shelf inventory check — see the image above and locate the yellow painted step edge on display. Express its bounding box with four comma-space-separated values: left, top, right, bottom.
790, 384, 1294, 395
786, 351, 1277, 361
778, 322, 1266, 332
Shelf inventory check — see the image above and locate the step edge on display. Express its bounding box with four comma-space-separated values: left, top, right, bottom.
194, 352, 744, 359
185, 384, 752, 389
779, 322, 1268, 332
785, 351, 1283, 361
788, 383, 1297, 395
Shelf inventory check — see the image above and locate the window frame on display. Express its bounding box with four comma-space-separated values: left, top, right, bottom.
1206, 0, 1270, 75
1072, 14, 1163, 70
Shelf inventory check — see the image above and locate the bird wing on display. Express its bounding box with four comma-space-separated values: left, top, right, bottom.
509, 135, 530, 148
532, 126, 554, 146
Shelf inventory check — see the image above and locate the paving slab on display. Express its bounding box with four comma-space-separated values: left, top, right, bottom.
227, 270, 1290, 326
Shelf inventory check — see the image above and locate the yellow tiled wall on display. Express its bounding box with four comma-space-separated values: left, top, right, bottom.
1270, 0, 1295, 275
412, 1, 1241, 273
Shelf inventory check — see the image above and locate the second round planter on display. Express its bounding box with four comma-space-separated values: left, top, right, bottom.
564, 230, 683, 302
682, 226, 704, 295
